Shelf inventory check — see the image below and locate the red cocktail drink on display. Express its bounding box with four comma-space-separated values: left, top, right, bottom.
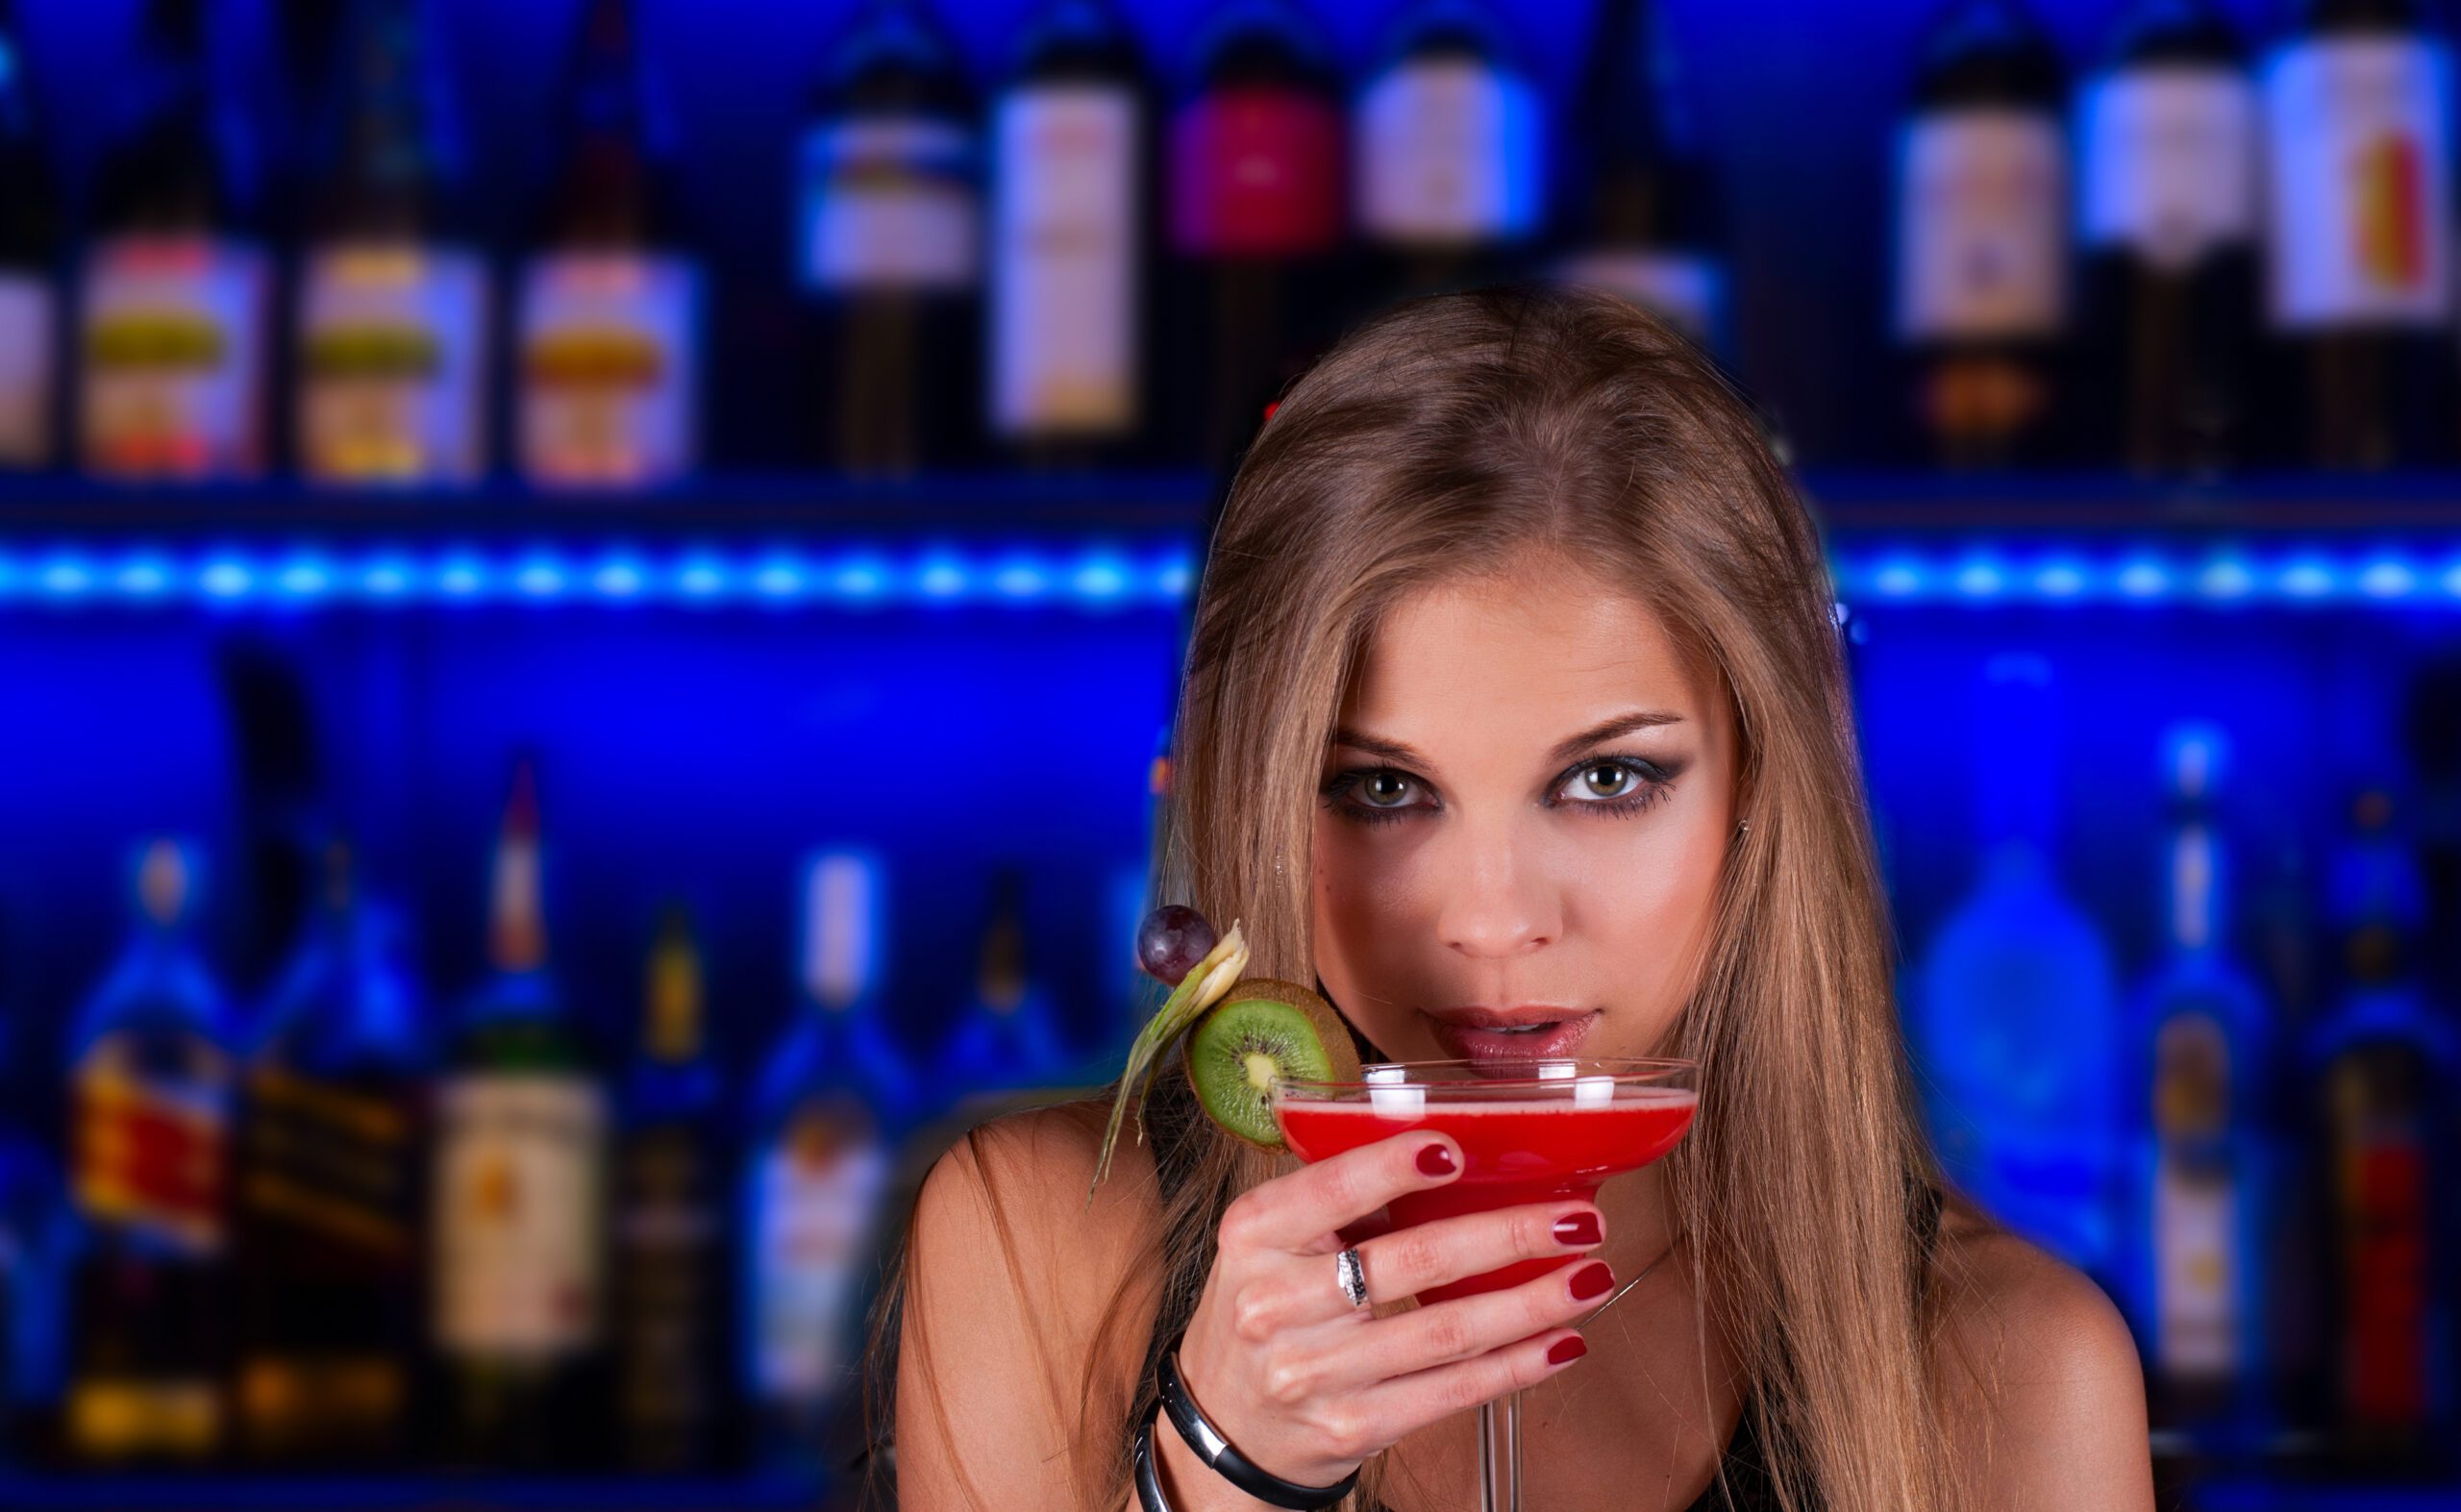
1272, 1064, 1697, 1303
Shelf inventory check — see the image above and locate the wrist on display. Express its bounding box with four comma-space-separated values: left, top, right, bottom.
1152, 1405, 1285, 1512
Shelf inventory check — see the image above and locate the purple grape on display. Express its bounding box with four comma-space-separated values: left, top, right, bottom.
1136, 905, 1217, 986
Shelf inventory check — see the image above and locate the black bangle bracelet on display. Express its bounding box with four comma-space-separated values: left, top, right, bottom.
1156, 1343, 1360, 1511
1133, 1396, 1173, 1512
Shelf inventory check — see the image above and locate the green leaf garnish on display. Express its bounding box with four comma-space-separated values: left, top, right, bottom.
1086, 919, 1249, 1207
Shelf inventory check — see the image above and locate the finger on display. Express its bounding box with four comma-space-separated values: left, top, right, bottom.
1348, 1201, 1603, 1309
1353, 1326, 1591, 1445
1223, 1129, 1461, 1255
1338, 1256, 1612, 1385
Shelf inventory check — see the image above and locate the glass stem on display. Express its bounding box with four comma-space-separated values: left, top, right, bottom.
1477, 1391, 1525, 1511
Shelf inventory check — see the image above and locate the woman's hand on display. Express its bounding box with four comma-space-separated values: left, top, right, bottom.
1159, 1130, 1608, 1502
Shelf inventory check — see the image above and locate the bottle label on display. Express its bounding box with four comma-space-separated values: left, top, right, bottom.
70, 1032, 232, 1255
991, 85, 1140, 437
2079, 67, 2256, 270
2339, 1121, 2428, 1425
2265, 36, 2456, 329
516, 252, 700, 485
0, 272, 55, 464
751, 1105, 888, 1403
1551, 250, 1726, 348
616, 1127, 718, 1436
298, 243, 489, 483
2150, 1012, 2238, 1379
239, 1062, 414, 1260
1355, 59, 1542, 246
433, 1074, 605, 1360
80, 236, 268, 477
801, 117, 980, 291
1170, 87, 1344, 258
1895, 111, 2067, 339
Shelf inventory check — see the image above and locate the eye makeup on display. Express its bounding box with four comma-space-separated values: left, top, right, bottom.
1318, 754, 1685, 828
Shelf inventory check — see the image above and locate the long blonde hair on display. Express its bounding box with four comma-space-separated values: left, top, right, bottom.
865, 284, 1965, 1511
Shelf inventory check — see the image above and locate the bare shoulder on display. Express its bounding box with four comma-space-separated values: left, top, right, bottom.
910, 1096, 1166, 1335
1927, 1207, 2155, 1510
897, 1098, 1166, 1507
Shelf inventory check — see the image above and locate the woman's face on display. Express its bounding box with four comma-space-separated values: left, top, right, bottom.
1310, 554, 1738, 1066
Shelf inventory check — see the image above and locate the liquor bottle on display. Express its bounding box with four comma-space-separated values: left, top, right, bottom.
232, 839, 425, 1466
1911, 654, 2121, 1279
2076, 0, 2259, 475
936, 868, 1069, 1101
0, 0, 58, 468
745, 850, 911, 1470
62, 838, 235, 1466
516, 0, 702, 488
2260, 0, 2457, 468
2306, 789, 2456, 1462
795, 0, 982, 476
987, 0, 1155, 467
1353, 1, 1544, 305
1165, 0, 1346, 466
81, 0, 272, 480
430, 757, 608, 1470
294, 0, 488, 484
2124, 725, 2273, 1440
611, 902, 731, 1473
1893, 0, 2070, 468
1550, 0, 1728, 359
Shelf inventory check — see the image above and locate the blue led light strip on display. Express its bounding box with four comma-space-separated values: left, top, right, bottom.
1831, 546, 2461, 608
0, 544, 1198, 609
0, 542, 2455, 609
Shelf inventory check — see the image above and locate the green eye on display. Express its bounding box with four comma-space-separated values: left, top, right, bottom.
1361, 772, 1414, 806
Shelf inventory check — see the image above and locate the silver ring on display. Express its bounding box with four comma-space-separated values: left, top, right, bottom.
1336, 1247, 1370, 1308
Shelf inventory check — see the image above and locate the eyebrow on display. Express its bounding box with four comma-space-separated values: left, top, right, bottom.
1329, 709, 1687, 772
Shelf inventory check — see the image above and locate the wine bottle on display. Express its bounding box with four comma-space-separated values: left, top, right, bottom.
611, 902, 731, 1473
62, 839, 235, 1466
233, 839, 426, 1466
1353, 0, 1544, 307
987, 0, 1155, 467
1893, 0, 2070, 468
796, 0, 982, 476
2076, 0, 2259, 475
1551, 0, 1728, 359
0, 0, 59, 468
81, 0, 272, 480
430, 757, 608, 1470
516, 0, 702, 488
2260, 0, 2458, 468
744, 851, 910, 1471
294, 0, 489, 484
1165, 0, 1345, 466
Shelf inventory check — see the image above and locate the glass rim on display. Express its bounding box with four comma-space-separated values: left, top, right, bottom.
1270, 1054, 1699, 1095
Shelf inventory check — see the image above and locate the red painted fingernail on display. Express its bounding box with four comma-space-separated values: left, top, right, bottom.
1417, 1143, 1456, 1177
1547, 1335, 1588, 1366
1552, 1212, 1602, 1247
1569, 1262, 1614, 1301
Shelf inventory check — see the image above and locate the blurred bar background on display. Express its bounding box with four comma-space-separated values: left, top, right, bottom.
0, 0, 2453, 1508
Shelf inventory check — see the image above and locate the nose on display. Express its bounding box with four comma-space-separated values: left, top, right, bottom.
1433, 814, 1557, 958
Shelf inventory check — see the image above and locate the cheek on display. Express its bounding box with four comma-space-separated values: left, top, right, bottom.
1569, 811, 1729, 1017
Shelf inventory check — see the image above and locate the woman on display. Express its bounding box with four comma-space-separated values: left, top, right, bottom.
869, 285, 2153, 1510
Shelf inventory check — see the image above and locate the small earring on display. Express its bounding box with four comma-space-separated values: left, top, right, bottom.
1735, 818, 1751, 836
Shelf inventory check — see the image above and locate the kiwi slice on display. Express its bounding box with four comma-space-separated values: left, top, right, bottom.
1184, 979, 1362, 1151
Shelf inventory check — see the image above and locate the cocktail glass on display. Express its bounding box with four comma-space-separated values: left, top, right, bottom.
1271, 1057, 1699, 1512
